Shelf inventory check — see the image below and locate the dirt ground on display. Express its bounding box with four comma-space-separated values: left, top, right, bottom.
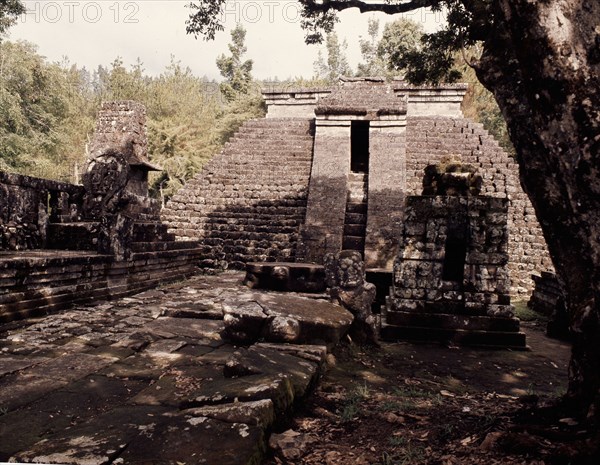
265, 322, 600, 465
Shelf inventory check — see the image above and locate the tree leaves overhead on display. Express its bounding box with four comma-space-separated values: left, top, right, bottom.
0, 0, 24, 39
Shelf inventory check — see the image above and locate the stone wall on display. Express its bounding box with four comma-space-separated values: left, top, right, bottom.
162, 118, 315, 269
394, 83, 468, 117
298, 119, 351, 263
262, 82, 467, 119
263, 88, 331, 119
0, 171, 84, 251
364, 120, 407, 269
163, 81, 552, 296
0, 100, 201, 323
404, 117, 553, 296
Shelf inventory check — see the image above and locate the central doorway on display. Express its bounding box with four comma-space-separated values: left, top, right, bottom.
351, 120, 370, 173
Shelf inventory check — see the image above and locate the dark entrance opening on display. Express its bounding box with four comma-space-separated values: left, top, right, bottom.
351, 120, 370, 173
442, 234, 467, 283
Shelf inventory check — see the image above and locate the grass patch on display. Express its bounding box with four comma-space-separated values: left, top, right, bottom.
374, 443, 426, 465
513, 300, 548, 323
392, 385, 437, 399
378, 398, 419, 413
338, 382, 371, 422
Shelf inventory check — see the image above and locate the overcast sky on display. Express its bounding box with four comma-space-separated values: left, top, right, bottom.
9, 0, 445, 80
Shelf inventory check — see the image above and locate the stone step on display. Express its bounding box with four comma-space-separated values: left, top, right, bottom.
380, 323, 528, 349
348, 172, 368, 182
46, 223, 99, 251
222, 292, 352, 346
204, 210, 305, 220
232, 133, 313, 140
348, 190, 367, 203
345, 212, 366, 224
243, 262, 326, 293
345, 203, 367, 215
343, 224, 366, 236
203, 223, 299, 234
342, 236, 365, 251
130, 241, 199, 253
384, 310, 521, 332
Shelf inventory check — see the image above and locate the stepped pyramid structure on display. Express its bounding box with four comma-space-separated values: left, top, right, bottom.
164, 118, 315, 268
163, 78, 553, 296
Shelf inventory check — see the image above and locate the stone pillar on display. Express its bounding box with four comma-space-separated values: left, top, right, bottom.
364, 118, 407, 269
298, 118, 351, 264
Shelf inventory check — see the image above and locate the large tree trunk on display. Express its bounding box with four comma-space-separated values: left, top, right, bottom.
475, 0, 600, 420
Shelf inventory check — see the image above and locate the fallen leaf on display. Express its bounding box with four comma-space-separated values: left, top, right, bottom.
559, 417, 578, 426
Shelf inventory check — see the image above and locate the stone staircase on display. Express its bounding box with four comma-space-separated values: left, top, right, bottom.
342, 172, 368, 255
163, 118, 315, 269
1, 215, 201, 323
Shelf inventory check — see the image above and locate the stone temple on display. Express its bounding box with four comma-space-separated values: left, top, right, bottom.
0, 78, 554, 348
163, 78, 552, 297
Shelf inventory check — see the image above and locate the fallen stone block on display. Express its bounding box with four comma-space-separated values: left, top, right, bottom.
243, 262, 326, 293
222, 292, 353, 345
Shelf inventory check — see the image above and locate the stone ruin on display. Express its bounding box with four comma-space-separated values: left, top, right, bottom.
1, 79, 554, 348
381, 161, 527, 348
0, 101, 201, 322
164, 77, 553, 298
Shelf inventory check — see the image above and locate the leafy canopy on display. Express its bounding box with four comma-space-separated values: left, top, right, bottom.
0, 0, 24, 38
187, 1, 490, 84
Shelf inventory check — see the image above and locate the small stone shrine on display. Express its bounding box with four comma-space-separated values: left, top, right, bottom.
381, 161, 527, 348
82, 101, 160, 218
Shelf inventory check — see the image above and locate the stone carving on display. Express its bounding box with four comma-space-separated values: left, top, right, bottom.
324, 250, 379, 345
82, 149, 130, 219
422, 159, 483, 196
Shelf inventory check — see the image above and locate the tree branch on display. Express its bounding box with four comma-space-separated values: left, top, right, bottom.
301, 0, 434, 15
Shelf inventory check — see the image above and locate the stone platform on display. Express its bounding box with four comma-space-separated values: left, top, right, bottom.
0, 272, 351, 465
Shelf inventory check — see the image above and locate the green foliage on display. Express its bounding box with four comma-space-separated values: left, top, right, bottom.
0, 36, 264, 201
0, 0, 24, 38
216, 24, 253, 102
458, 49, 514, 155
356, 18, 387, 77
338, 382, 370, 422
377, 18, 424, 79
0, 41, 92, 181
313, 31, 352, 82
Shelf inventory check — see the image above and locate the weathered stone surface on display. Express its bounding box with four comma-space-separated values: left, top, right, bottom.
243, 262, 326, 292
325, 250, 379, 345
0, 375, 148, 460
224, 345, 321, 398
269, 429, 316, 461
383, 165, 526, 348
10, 406, 168, 465
0, 272, 331, 464
222, 292, 353, 345
184, 399, 275, 427
161, 80, 552, 295
115, 413, 266, 465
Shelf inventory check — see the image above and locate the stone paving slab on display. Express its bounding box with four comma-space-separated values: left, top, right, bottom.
0, 271, 346, 464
